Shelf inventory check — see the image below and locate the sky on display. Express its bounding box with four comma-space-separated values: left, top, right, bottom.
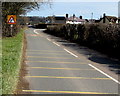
26, 1, 119, 19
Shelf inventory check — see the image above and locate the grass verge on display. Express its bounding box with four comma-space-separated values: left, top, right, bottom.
2, 29, 24, 94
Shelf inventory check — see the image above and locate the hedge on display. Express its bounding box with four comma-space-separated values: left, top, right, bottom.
44, 24, 120, 59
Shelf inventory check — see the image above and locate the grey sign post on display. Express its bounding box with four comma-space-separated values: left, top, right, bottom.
10, 24, 13, 36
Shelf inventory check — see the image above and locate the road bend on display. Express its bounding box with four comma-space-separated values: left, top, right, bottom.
22, 28, 119, 95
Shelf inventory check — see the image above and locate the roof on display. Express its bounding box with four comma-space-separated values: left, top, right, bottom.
67, 16, 86, 22
106, 16, 117, 21
54, 16, 66, 20
98, 16, 118, 23
95, 20, 101, 23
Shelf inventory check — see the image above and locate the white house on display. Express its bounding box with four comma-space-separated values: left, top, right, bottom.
66, 16, 87, 24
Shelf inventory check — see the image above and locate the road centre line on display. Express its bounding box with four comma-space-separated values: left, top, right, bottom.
33, 30, 119, 83
53, 42, 60, 46
25, 75, 110, 80
22, 90, 116, 94
88, 64, 120, 84
64, 48, 78, 58
47, 38, 51, 41
29, 67, 95, 70
34, 29, 39, 34
25, 60, 85, 64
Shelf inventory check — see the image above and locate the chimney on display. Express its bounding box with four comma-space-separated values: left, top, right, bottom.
79, 16, 82, 19
66, 14, 68, 18
73, 14, 75, 18
103, 13, 106, 23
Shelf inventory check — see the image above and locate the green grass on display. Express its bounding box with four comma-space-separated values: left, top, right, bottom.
2, 30, 24, 94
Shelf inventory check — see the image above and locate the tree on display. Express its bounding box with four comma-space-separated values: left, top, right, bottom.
2, 0, 51, 37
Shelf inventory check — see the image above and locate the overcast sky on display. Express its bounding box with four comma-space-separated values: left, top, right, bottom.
26, 1, 119, 19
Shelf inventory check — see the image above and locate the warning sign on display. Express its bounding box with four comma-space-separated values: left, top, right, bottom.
7, 15, 16, 24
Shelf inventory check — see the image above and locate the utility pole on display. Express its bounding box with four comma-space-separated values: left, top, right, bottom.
91, 12, 93, 23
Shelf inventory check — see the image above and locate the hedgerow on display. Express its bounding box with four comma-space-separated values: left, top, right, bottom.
45, 23, 120, 59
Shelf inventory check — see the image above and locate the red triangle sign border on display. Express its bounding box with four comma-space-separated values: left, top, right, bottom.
8, 16, 16, 24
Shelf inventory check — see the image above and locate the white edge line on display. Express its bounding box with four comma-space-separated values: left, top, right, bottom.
47, 38, 51, 41
34, 29, 39, 34
64, 48, 78, 58
88, 64, 120, 84
53, 42, 60, 47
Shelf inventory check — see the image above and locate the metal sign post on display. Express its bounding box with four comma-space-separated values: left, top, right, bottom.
10, 24, 13, 36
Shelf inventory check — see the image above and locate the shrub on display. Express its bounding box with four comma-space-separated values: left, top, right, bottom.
45, 23, 120, 59
77, 24, 85, 43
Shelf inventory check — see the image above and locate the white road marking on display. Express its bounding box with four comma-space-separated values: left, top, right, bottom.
47, 38, 51, 41
88, 64, 120, 84
34, 29, 39, 34
64, 48, 78, 58
53, 42, 60, 47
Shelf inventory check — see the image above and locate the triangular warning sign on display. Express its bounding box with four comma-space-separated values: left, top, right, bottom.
8, 17, 15, 23
7, 15, 16, 24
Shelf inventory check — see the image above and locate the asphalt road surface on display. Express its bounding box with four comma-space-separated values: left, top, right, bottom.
22, 28, 119, 95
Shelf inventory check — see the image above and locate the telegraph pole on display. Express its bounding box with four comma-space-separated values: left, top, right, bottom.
91, 12, 93, 23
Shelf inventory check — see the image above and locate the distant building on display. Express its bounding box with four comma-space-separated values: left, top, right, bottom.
46, 16, 66, 24
53, 16, 66, 24
99, 13, 117, 24
88, 19, 96, 23
66, 15, 87, 24
46, 14, 88, 24
94, 19, 101, 23
26, 16, 46, 25
118, 17, 120, 23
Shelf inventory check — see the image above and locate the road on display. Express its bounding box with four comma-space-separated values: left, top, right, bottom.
22, 28, 119, 95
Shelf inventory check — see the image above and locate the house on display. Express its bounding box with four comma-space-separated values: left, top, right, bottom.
116, 17, 120, 23
95, 19, 101, 23
88, 19, 96, 23
99, 13, 117, 24
46, 14, 88, 24
46, 16, 66, 24
118, 17, 120, 24
53, 16, 66, 24
66, 15, 87, 24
